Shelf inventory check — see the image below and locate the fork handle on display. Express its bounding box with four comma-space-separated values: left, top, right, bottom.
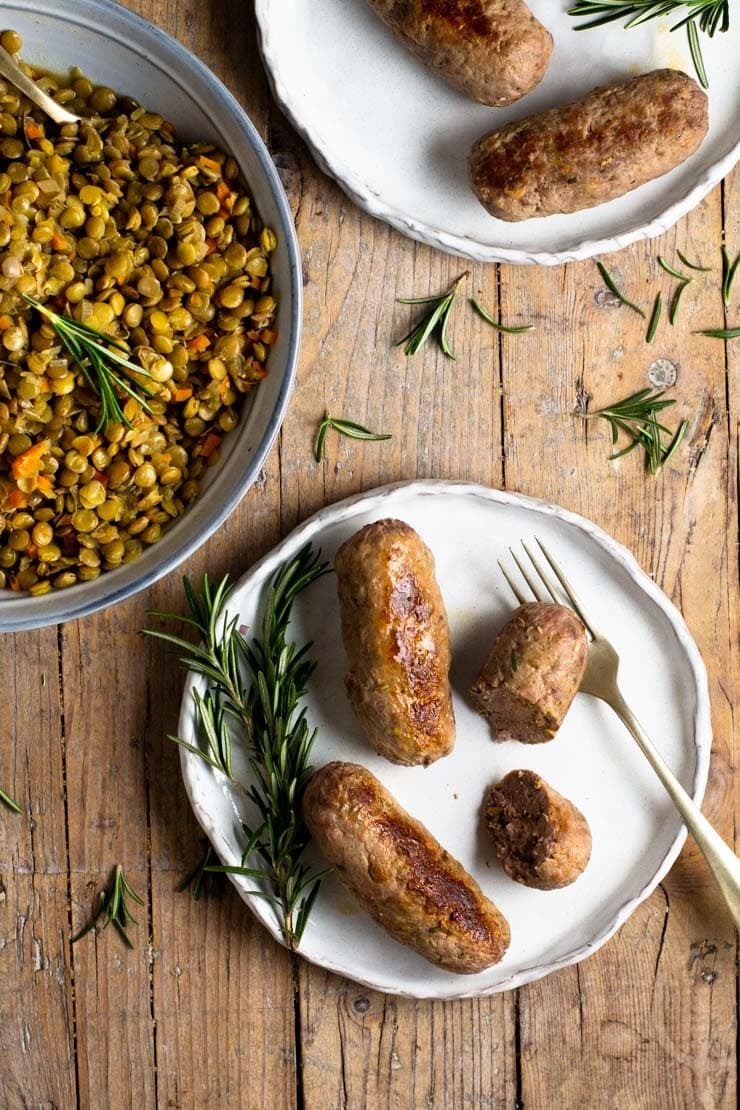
613, 695, 740, 931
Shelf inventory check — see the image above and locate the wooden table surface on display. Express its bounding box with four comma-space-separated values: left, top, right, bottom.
1, 2, 737, 1107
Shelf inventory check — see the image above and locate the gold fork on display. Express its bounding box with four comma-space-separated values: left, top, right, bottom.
500, 538, 740, 931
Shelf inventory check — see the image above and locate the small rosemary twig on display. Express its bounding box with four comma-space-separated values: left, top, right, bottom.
72, 864, 144, 948
579, 387, 688, 474
24, 295, 157, 433
314, 413, 391, 462
397, 272, 468, 357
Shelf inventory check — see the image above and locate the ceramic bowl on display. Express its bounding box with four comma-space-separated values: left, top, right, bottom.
0, 0, 301, 632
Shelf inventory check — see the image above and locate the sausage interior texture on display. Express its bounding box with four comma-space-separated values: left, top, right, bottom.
334, 518, 455, 766
365, 0, 553, 107
469, 69, 709, 221
470, 602, 587, 743
485, 769, 592, 890
303, 762, 511, 973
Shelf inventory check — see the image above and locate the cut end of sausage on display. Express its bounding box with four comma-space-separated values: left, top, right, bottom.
470, 602, 587, 744
485, 769, 592, 889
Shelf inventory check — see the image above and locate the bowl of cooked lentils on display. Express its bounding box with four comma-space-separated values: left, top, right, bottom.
0, 0, 301, 632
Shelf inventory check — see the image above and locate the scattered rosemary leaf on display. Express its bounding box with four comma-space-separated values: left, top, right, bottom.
314, 413, 391, 462
579, 387, 687, 475
658, 256, 690, 282
397, 272, 468, 357
721, 248, 739, 305
72, 864, 144, 948
669, 281, 690, 325
0, 786, 22, 814
595, 262, 645, 317
646, 292, 662, 342
677, 249, 710, 272
696, 327, 740, 338
470, 297, 534, 334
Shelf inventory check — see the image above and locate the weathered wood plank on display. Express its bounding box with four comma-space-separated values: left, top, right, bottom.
0, 631, 77, 1108
499, 185, 737, 1109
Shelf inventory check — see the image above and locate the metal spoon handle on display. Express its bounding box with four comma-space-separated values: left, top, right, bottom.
0, 44, 80, 125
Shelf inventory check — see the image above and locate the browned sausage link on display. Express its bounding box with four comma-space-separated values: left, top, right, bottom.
303, 762, 511, 973
335, 519, 455, 767
366, 0, 553, 106
470, 602, 587, 743
469, 69, 709, 221
485, 769, 592, 890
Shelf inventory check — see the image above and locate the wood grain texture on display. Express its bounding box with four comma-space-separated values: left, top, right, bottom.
0, 1, 736, 1108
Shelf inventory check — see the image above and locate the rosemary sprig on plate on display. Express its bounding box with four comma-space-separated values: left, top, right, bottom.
580, 387, 689, 474
567, 2, 730, 88
596, 262, 645, 317
314, 413, 391, 462
470, 297, 534, 334
145, 543, 330, 949
397, 271, 468, 357
72, 864, 144, 948
24, 295, 157, 433
0, 786, 22, 814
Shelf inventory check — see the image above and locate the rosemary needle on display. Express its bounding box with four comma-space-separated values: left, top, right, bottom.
470, 297, 534, 334
657, 256, 690, 282
397, 271, 468, 358
72, 864, 144, 948
314, 413, 391, 462
24, 295, 157, 433
696, 327, 740, 338
721, 248, 740, 305
596, 262, 645, 317
0, 786, 22, 814
669, 281, 690, 325
677, 249, 710, 272
646, 292, 662, 342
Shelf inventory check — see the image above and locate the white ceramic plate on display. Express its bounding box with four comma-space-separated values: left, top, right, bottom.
255, 0, 740, 264
179, 480, 711, 999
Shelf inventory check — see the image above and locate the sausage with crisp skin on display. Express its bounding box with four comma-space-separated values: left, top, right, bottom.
303, 762, 511, 973
470, 602, 587, 743
469, 69, 709, 221
365, 0, 553, 107
485, 769, 592, 890
335, 519, 455, 766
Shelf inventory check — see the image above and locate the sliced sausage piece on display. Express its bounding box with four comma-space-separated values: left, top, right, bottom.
335, 519, 455, 766
303, 761, 511, 973
485, 769, 592, 889
470, 602, 587, 743
469, 69, 709, 221
365, 0, 553, 107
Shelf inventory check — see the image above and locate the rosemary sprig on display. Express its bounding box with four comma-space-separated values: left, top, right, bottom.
23, 295, 157, 433
646, 292, 662, 342
470, 297, 534, 334
145, 543, 330, 949
72, 864, 144, 948
721, 248, 739, 305
596, 262, 645, 317
0, 786, 22, 814
567, 2, 730, 88
397, 272, 467, 357
314, 413, 391, 462
580, 387, 689, 474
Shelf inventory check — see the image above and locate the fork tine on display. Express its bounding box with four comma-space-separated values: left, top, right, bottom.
497, 559, 527, 605
534, 537, 597, 638
520, 540, 562, 606
509, 547, 547, 603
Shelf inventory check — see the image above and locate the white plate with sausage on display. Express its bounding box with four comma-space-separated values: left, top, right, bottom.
254, 0, 739, 264
178, 480, 711, 999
